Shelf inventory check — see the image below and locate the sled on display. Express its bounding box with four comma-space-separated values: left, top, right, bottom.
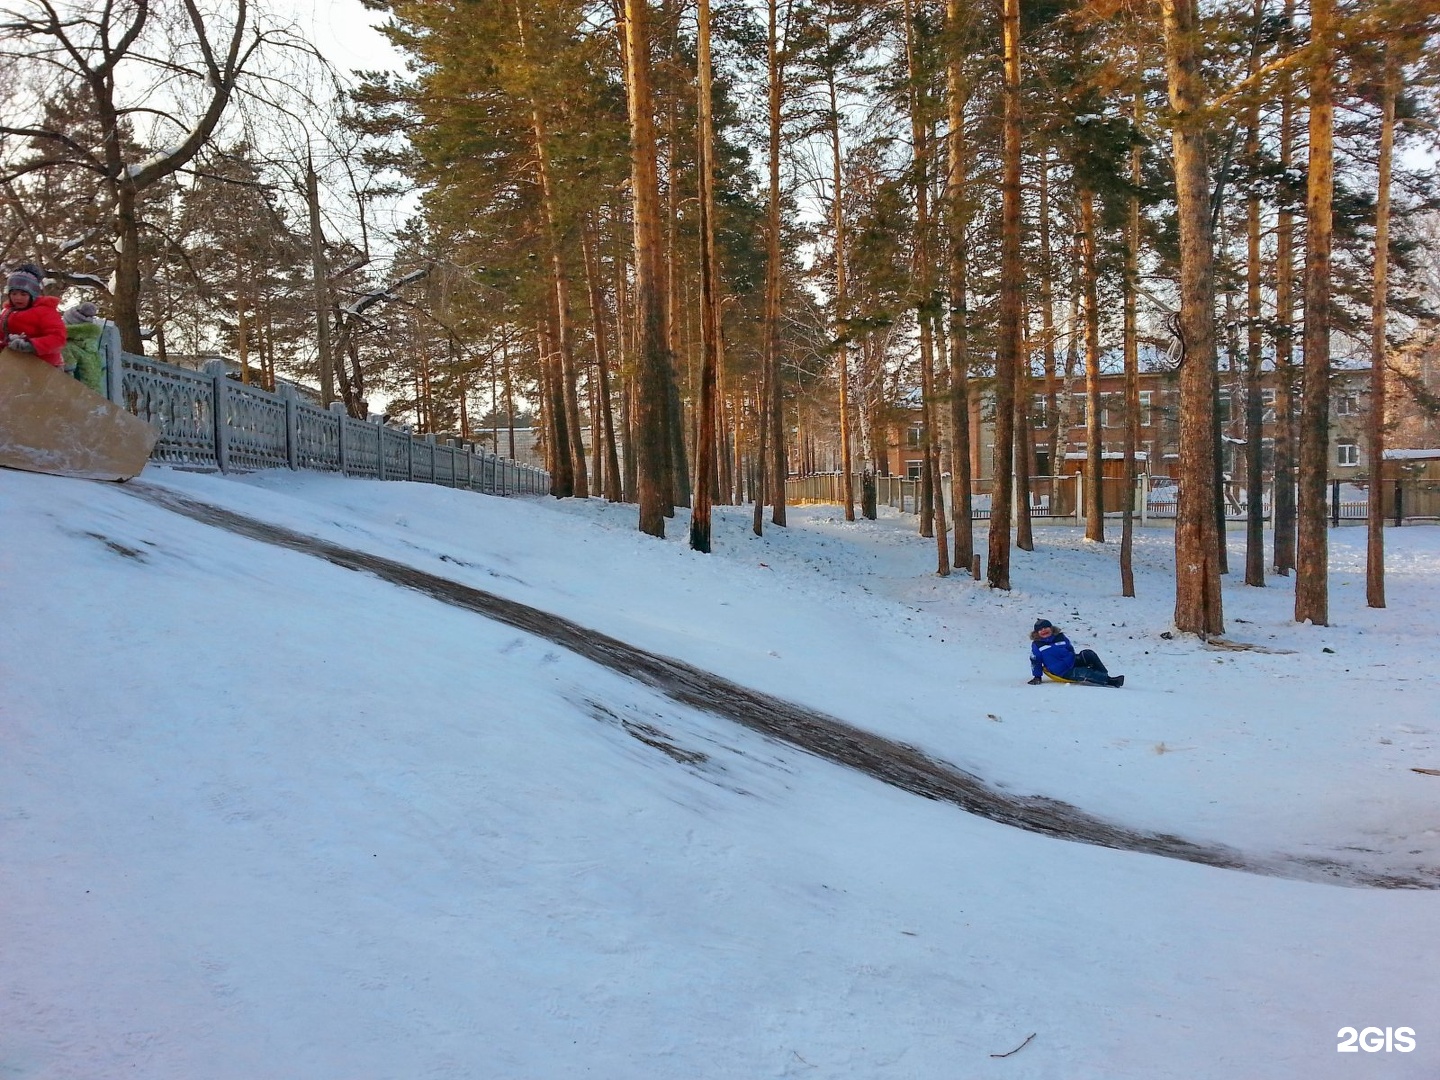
1044, 670, 1122, 687
0, 348, 157, 481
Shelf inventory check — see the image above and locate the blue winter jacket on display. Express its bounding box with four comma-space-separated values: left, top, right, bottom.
1031, 631, 1076, 679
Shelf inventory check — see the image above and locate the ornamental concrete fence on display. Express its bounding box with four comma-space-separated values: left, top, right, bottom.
99, 329, 547, 496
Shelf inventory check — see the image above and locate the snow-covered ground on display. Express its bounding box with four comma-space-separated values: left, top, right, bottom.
3, 464, 1437, 1078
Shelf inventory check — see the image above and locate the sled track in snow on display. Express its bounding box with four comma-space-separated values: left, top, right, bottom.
123, 481, 1439, 890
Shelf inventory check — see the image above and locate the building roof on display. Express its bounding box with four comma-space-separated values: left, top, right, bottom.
1383, 448, 1440, 461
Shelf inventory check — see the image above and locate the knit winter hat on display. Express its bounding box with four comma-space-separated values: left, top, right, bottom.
6, 269, 42, 298
1033, 619, 1054, 633
63, 302, 99, 324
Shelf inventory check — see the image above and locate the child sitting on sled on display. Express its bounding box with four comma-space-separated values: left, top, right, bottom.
1027, 619, 1124, 687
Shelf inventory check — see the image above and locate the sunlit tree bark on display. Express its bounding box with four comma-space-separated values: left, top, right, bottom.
1295, 0, 1336, 626
620, 0, 673, 536
989, 0, 1021, 590
690, 0, 720, 552
1366, 50, 1396, 609
1161, 0, 1224, 635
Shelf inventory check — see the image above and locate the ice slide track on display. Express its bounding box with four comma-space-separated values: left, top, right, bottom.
123, 481, 1436, 890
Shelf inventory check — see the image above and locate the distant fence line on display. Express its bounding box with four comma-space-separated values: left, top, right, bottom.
98, 331, 547, 496
785, 472, 1438, 526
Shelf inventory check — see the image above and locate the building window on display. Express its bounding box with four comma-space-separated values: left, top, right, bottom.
905, 425, 923, 448
1337, 440, 1359, 467
1261, 388, 1276, 423
1101, 394, 1119, 429
1032, 394, 1048, 429
1139, 391, 1153, 427
906, 459, 923, 480
1334, 391, 1359, 417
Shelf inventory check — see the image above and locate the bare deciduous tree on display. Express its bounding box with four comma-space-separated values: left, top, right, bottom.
0, 0, 270, 351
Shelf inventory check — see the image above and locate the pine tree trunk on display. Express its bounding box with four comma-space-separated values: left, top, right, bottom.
944, 8, 974, 567
663, 70, 684, 514
1038, 147, 1060, 480
1271, 0, 1298, 575
753, 368, 769, 535
539, 319, 575, 496
1121, 94, 1142, 598
1015, 330, 1035, 552
620, 0, 670, 536
989, 0, 1021, 590
763, 0, 787, 529
611, 215, 637, 501
1081, 185, 1104, 542
581, 217, 624, 502
828, 61, 855, 522
1367, 51, 1395, 609
503, 327, 517, 460
1161, 0, 1225, 635
904, 0, 942, 568
1244, 69, 1266, 587
1212, 349, 1229, 574
1294, 0, 1335, 626
552, 265, 588, 497
690, 0, 720, 553
717, 365, 732, 505
516, 0, 587, 497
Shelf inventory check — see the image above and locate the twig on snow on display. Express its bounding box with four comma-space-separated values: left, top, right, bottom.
990, 1032, 1036, 1058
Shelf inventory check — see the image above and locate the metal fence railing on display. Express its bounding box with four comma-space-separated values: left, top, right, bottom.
100, 333, 548, 496
788, 473, 1120, 522
785, 472, 1437, 526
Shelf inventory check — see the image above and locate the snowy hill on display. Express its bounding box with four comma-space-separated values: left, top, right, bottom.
3, 465, 1437, 1078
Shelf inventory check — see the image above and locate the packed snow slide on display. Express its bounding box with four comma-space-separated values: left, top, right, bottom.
119, 480, 1438, 890
0, 347, 156, 480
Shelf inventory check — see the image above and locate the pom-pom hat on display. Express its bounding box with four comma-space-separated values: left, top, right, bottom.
6, 269, 42, 299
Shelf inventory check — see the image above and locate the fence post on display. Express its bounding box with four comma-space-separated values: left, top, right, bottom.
405, 426, 415, 480
330, 402, 348, 474
376, 420, 384, 479
205, 360, 231, 473
1331, 478, 1340, 527
1140, 472, 1149, 526
1074, 473, 1083, 524
101, 323, 125, 405
1394, 478, 1403, 527
280, 384, 299, 469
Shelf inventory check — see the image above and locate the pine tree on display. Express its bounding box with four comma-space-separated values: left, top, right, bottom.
1161, 0, 1224, 636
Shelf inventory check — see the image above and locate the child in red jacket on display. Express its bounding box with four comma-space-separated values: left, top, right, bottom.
3, 265, 67, 368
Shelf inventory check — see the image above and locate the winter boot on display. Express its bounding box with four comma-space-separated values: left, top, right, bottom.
1108, 675, 1125, 688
